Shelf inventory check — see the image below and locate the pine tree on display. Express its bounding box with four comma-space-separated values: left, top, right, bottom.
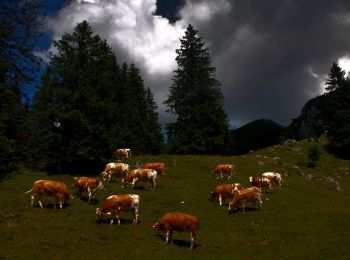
31, 21, 121, 171
0, 0, 43, 172
164, 24, 230, 154
325, 62, 346, 92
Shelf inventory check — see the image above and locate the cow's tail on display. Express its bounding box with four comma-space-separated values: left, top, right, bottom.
24, 188, 33, 194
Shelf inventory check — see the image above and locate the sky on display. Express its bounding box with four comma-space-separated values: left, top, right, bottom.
36, 0, 350, 128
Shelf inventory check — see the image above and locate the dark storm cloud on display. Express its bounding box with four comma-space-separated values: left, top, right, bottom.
48, 0, 350, 127
187, 0, 350, 126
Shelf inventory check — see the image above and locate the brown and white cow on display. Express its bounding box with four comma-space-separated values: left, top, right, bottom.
122, 168, 158, 191
249, 176, 275, 190
210, 183, 244, 206
95, 194, 140, 225
113, 148, 132, 159
153, 212, 200, 250
141, 162, 166, 175
100, 162, 129, 182
228, 187, 262, 213
262, 172, 284, 188
212, 164, 235, 180
25, 180, 72, 209
73, 177, 103, 204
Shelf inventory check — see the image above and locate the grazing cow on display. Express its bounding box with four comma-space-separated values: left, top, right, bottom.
122, 168, 157, 191
141, 163, 166, 175
228, 187, 262, 213
113, 148, 131, 159
25, 180, 72, 209
262, 172, 284, 188
153, 212, 200, 250
212, 164, 235, 180
95, 194, 140, 225
210, 183, 244, 206
72, 177, 103, 204
100, 162, 129, 182
249, 176, 274, 190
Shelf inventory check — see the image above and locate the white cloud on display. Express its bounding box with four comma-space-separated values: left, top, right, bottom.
49, 0, 186, 75
338, 55, 350, 77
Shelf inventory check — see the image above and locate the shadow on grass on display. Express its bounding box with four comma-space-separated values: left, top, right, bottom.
96, 218, 140, 225
75, 195, 99, 205
154, 234, 200, 249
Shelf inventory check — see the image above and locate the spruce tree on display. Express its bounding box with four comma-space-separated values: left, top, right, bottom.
31, 21, 121, 171
0, 0, 43, 172
164, 24, 230, 154
325, 62, 346, 92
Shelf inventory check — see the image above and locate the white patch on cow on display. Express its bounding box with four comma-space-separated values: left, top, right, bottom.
107, 195, 116, 200
249, 176, 253, 183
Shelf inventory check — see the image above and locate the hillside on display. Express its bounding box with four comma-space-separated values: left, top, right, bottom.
0, 140, 349, 259
231, 119, 285, 154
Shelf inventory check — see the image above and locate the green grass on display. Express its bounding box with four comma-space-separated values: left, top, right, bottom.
1, 140, 350, 259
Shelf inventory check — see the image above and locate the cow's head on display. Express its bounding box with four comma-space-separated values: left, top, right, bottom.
152, 222, 160, 231
95, 208, 103, 222
228, 200, 239, 213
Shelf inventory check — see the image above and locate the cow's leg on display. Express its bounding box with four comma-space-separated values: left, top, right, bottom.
116, 210, 121, 225
131, 179, 137, 189
38, 200, 43, 208
190, 232, 196, 250
133, 206, 139, 224
169, 230, 173, 244
242, 201, 245, 213
109, 210, 115, 225
219, 194, 222, 206
152, 179, 156, 192
87, 187, 92, 204
165, 230, 170, 244
30, 195, 36, 207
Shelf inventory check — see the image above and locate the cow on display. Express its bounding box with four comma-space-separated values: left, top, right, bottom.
72, 177, 104, 204
210, 183, 244, 206
25, 180, 72, 209
212, 164, 235, 180
122, 168, 157, 191
262, 172, 284, 188
113, 148, 132, 160
100, 162, 129, 182
249, 176, 275, 190
141, 162, 166, 176
228, 187, 262, 213
153, 212, 200, 250
95, 194, 140, 225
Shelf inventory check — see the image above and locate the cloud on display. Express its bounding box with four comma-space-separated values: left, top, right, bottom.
47, 0, 350, 127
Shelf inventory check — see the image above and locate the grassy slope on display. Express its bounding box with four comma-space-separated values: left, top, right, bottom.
0, 140, 349, 259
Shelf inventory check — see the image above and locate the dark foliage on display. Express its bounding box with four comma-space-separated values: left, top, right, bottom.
29, 21, 162, 172
164, 24, 230, 154
0, 0, 43, 173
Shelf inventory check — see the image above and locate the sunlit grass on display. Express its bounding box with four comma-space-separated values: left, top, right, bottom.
0, 140, 349, 258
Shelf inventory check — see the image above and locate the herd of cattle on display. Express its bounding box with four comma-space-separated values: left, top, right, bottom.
24, 148, 284, 250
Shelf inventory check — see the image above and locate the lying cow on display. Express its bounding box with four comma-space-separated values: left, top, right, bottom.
25, 180, 72, 209
210, 183, 244, 206
100, 162, 129, 182
262, 172, 284, 188
141, 162, 166, 175
113, 148, 131, 159
212, 164, 235, 180
153, 212, 200, 250
95, 194, 140, 225
228, 187, 262, 213
73, 177, 103, 204
249, 176, 275, 190
122, 168, 157, 191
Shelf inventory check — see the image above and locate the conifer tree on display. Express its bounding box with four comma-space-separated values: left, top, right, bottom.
0, 0, 43, 172
325, 62, 346, 92
31, 21, 121, 171
164, 24, 230, 154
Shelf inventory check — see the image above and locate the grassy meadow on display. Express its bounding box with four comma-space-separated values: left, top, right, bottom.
1, 140, 349, 259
